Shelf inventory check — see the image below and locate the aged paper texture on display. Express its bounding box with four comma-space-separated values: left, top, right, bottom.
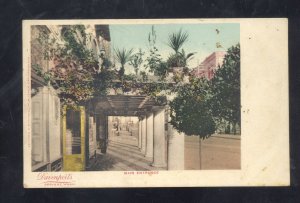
23, 18, 289, 188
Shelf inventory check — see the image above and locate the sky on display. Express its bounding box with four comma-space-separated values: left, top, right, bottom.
110, 23, 239, 74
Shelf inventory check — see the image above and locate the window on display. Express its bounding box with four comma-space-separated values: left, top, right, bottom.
66, 109, 81, 154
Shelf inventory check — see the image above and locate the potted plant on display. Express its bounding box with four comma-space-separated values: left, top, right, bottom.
166, 30, 195, 81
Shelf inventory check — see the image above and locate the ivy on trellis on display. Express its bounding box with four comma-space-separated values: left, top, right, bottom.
33, 25, 109, 107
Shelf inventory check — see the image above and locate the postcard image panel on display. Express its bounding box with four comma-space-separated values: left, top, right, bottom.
23, 19, 289, 188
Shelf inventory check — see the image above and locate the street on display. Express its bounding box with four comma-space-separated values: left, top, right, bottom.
185, 134, 241, 170
87, 133, 240, 171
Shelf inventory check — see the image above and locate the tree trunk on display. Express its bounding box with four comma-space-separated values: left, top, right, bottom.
199, 136, 201, 170
225, 121, 230, 134
233, 122, 236, 135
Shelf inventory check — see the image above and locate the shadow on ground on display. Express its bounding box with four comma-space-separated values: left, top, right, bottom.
86, 153, 116, 171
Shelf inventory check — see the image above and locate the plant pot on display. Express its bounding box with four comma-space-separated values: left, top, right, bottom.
171, 67, 184, 74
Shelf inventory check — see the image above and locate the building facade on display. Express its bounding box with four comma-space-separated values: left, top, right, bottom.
31, 24, 111, 171
192, 51, 226, 80
31, 25, 63, 171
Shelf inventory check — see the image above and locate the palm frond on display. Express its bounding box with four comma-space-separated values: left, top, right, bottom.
180, 49, 196, 62
114, 48, 134, 67
167, 29, 189, 53
186, 52, 196, 60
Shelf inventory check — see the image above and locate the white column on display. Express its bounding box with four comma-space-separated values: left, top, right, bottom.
107, 116, 113, 140
88, 116, 94, 157
167, 124, 185, 170
152, 108, 167, 167
92, 116, 97, 153
141, 117, 147, 154
98, 113, 106, 153
145, 112, 154, 159
98, 114, 106, 140
138, 120, 142, 149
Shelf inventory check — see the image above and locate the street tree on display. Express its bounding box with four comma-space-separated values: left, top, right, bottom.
210, 43, 240, 134
169, 77, 216, 139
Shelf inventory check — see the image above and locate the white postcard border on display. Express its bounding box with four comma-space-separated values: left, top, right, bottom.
23, 18, 289, 188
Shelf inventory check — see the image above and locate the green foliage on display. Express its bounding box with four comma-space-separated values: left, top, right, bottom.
210, 44, 240, 128
61, 25, 92, 64
170, 78, 216, 138
33, 24, 240, 134
114, 48, 134, 78
32, 64, 43, 76
154, 95, 168, 105
166, 31, 195, 83
148, 25, 157, 47
123, 73, 136, 81
144, 26, 169, 79
167, 29, 189, 53
154, 62, 169, 80
166, 49, 195, 68
144, 48, 167, 78
114, 48, 134, 67
98, 51, 112, 72
32, 64, 52, 84
169, 44, 240, 137
140, 83, 163, 97
129, 48, 144, 75
34, 25, 107, 107
139, 71, 148, 82
167, 53, 184, 68
93, 70, 117, 96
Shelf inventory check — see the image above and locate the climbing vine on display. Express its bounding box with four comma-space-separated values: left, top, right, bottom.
33, 25, 113, 107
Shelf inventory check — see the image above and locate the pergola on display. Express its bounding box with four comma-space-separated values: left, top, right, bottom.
91, 95, 158, 116
84, 85, 184, 170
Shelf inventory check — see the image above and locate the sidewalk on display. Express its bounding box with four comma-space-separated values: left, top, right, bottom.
88, 135, 166, 171
211, 133, 241, 140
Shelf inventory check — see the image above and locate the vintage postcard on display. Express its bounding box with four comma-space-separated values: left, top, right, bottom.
23, 19, 289, 188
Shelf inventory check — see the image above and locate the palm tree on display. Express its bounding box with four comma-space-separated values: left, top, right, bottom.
166, 49, 196, 69
114, 48, 134, 78
166, 30, 195, 81
167, 29, 189, 54
180, 49, 196, 68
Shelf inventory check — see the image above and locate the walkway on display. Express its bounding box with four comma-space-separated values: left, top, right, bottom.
88, 133, 166, 171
